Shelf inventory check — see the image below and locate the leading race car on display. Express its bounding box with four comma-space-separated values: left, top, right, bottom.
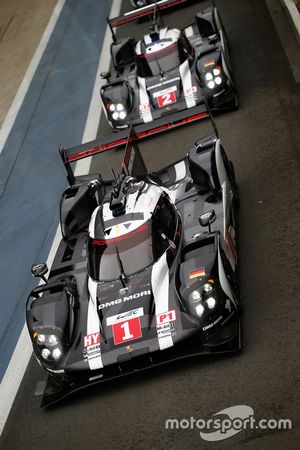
101, 2, 238, 134
26, 122, 241, 407
129, 0, 199, 12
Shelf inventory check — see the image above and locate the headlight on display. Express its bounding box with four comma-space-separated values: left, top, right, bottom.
186, 280, 218, 318
205, 72, 213, 81
203, 283, 213, 293
37, 333, 46, 344
109, 103, 127, 121
48, 334, 59, 346
132, 0, 146, 7
52, 348, 63, 361
205, 67, 223, 89
188, 290, 202, 303
206, 296, 216, 309
195, 304, 204, 317
41, 348, 51, 359
35, 332, 63, 362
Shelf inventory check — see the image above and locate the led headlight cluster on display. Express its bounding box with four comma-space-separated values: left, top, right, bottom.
188, 281, 217, 317
204, 67, 223, 90
35, 332, 63, 361
131, 0, 146, 6
108, 103, 127, 121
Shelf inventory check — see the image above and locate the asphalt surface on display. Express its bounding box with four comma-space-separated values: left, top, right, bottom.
1, 0, 300, 448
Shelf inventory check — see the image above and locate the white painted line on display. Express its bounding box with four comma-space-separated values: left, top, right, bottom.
0, 0, 66, 154
280, 0, 300, 46
75, 0, 122, 175
0, 0, 121, 436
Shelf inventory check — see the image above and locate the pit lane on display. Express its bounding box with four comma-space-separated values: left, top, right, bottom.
1, 0, 300, 448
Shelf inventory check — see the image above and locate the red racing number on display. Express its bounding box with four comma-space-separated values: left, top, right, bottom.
157, 91, 176, 108
112, 317, 142, 345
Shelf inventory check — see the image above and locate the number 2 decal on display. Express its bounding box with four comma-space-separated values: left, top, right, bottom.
112, 317, 142, 345
157, 91, 176, 108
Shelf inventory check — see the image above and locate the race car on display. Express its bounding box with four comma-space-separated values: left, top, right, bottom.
26, 122, 241, 407
129, 0, 198, 11
101, 2, 238, 133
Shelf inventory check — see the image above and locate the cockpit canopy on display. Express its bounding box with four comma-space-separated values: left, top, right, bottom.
87, 192, 178, 282
136, 28, 193, 78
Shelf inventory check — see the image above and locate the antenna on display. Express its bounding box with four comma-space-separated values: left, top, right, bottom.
204, 98, 219, 138
150, 0, 159, 32
111, 168, 117, 181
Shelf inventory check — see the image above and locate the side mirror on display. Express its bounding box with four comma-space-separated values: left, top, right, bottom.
199, 209, 216, 233
31, 263, 48, 283
100, 71, 111, 81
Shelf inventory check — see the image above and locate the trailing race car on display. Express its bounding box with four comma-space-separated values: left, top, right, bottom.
26, 123, 241, 407
101, 2, 238, 133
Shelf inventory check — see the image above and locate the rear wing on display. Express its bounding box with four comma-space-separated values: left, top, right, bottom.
122, 127, 148, 179
59, 102, 217, 184
108, 0, 198, 29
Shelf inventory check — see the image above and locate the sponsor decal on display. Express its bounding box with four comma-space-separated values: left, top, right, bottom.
107, 307, 144, 326
84, 332, 100, 348
189, 267, 206, 279
202, 315, 222, 331
112, 317, 142, 345
184, 86, 197, 95
139, 102, 151, 111
93, 223, 148, 246
156, 309, 176, 325
98, 290, 151, 310
147, 77, 180, 91
153, 86, 177, 97
157, 322, 176, 339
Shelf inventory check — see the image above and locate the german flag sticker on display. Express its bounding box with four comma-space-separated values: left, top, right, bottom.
189, 267, 206, 279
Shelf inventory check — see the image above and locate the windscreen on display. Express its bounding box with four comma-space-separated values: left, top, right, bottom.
87, 221, 169, 281
137, 41, 186, 77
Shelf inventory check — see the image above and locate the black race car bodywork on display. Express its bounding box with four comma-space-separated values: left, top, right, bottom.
26, 125, 241, 407
101, 2, 237, 133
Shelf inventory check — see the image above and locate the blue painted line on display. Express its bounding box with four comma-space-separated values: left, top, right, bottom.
0, 0, 112, 381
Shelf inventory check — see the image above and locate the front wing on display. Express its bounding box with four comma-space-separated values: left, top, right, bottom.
40, 318, 241, 407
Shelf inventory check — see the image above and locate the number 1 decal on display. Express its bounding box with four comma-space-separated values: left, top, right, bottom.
120, 321, 134, 341
112, 317, 142, 345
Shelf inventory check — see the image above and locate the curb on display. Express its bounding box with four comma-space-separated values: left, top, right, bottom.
280, 0, 300, 46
